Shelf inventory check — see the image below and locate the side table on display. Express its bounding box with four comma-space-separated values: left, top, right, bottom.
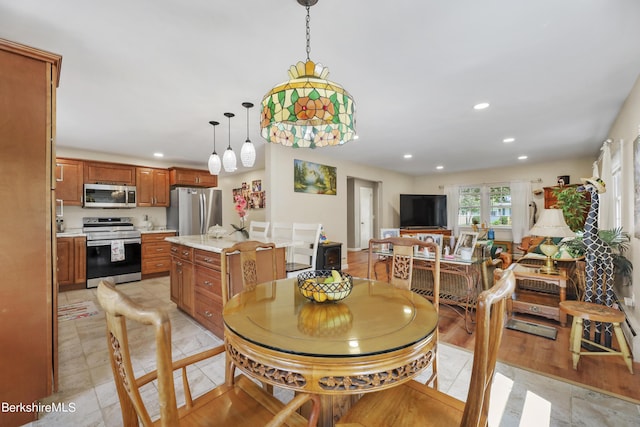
508, 264, 568, 326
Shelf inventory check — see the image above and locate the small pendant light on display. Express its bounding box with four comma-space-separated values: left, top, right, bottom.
207, 120, 221, 175
240, 102, 256, 167
222, 112, 237, 172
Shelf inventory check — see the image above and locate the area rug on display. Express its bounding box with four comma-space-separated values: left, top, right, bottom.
58, 301, 100, 322
506, 318, 558, 340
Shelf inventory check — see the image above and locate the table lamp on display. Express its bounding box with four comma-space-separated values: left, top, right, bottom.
528, 209, 575, 274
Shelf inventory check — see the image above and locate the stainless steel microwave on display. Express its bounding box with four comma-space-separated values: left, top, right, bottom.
83, 184, 137, 208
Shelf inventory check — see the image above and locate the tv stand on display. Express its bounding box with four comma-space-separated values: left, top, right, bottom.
400, 228, 451, 237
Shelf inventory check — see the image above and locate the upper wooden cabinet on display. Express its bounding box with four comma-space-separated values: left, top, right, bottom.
55, 158, 84, 206
84, 160, 136, 185
136, 167, 170, 207
169, 167, 217, 188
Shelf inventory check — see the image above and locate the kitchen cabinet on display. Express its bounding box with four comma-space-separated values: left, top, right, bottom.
84, 160, 136, 185
170, 244, 195, 315
142, 232, 175, 277
57, 238, 73, 286
0, 39, 61, 425
169, 167, 218, 187
168, 241, 286, 338
57, 236, 87, 291
136, 167, 170, 207
55, 158, 84, 206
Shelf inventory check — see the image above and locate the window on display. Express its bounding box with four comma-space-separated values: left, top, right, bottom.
458, 184, 512, 227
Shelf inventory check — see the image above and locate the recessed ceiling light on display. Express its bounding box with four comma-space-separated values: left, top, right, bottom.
518, 155, 528, 160
403, 154, 412, 159
473, 102, 490, 110
436, 165, 444, 170
353, 134, 360, 140
503, 137, 515, 143
153, 152, 164, 158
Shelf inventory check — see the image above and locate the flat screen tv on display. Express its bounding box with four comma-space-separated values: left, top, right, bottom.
400, 194, 447, 228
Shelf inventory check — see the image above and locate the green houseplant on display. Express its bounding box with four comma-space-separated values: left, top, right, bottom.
560, 227, 633, 285
552, 186, 590, 232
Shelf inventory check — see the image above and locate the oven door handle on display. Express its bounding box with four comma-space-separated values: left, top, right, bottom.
87, 238, 142, 247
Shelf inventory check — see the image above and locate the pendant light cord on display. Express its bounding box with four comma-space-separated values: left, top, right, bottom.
305, 5, 311, 61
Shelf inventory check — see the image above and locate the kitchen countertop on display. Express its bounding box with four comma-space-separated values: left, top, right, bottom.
139, 228, 176, 234
57, 228, 176, 238
166, 235, 294, 253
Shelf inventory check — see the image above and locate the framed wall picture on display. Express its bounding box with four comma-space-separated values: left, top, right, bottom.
453, 231, 478, 259
293, 159, 337, 195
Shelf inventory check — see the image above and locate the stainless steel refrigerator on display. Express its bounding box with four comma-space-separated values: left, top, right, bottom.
166, 187, 222, 235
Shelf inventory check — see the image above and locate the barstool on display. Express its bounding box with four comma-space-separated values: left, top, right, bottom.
559, 301, 633, 374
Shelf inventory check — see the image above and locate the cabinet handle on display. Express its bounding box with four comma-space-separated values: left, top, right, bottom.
55, 199, 64, 218
204, 310, 212, 318
56, 163, 64, 182
177, 261, 182, 267
171, 247, 178, 252
203, 280, 212, 287
204, 257, 213, 263
156, 263, 164, 267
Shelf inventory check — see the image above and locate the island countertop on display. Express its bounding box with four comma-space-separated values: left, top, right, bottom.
165, 235, 294, 253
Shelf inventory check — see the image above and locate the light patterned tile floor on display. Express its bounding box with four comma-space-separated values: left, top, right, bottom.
25, 277, 640, 426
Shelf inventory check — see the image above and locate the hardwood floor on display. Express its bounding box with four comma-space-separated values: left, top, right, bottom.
343, 250, 640, 403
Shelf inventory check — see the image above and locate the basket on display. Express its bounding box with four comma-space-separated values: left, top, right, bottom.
297, 270, 353, 303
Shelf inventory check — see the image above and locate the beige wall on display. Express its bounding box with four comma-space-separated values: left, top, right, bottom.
606, 73, 640, 357
265, 144, 414, 264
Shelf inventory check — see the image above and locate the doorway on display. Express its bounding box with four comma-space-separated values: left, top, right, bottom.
359, 187, 373, 248
346, 178, 381, 251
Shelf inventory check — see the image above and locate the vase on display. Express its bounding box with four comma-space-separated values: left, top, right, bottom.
234, 231, 247, 242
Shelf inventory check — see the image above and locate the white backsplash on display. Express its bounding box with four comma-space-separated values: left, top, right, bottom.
61, 206, 168, 230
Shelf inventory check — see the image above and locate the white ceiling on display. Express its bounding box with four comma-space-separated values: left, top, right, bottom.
2, 0, 640, 176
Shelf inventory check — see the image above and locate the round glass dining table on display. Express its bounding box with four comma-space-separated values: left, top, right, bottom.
223, 277, 438, 426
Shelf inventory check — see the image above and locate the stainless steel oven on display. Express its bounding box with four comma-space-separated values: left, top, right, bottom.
83, 217, 142, 288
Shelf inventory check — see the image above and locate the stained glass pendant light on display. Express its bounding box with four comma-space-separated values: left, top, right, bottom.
207, 120, 221, 175
222, 112, 237, 172
260, 0, 356, 148
240, 102, 256, 167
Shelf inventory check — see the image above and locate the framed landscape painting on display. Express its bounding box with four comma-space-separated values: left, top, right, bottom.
294, 159, 337, 195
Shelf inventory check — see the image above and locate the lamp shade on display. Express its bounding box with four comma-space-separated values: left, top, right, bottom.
208, 153, 221, 175
240, 141, 256, 167
261, 61, 356, 148
529, 209, 575, 238
222, 148, 237, 172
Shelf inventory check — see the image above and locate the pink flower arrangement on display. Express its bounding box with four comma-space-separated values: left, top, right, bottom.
231, 195, 249, 238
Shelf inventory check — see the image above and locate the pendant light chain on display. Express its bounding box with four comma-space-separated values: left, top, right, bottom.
305, 5, 311, 61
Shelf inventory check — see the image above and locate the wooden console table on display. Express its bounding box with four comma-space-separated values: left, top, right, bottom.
508, 264, 568, 326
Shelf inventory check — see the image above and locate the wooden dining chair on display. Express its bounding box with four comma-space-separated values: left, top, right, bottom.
367, 236, 441, 387
221, 240, 278, 305
337, 266, 516, 427
97, 280, 320, 427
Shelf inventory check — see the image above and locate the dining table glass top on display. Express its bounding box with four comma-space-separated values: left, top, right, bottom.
223, 277, 438, 357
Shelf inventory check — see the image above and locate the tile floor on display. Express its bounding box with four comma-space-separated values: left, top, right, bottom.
26, 277, 640, 427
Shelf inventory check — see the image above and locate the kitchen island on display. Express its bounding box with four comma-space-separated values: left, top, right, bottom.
166, 235, 291, 337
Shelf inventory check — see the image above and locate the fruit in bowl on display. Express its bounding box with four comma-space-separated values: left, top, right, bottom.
297, 270, 353, 303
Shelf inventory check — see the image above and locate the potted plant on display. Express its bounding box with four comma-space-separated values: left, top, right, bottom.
560, 227, 633, 285
552, 186, 590, 232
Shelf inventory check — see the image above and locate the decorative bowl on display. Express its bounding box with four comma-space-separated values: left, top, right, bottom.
297, 270, 353, 303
